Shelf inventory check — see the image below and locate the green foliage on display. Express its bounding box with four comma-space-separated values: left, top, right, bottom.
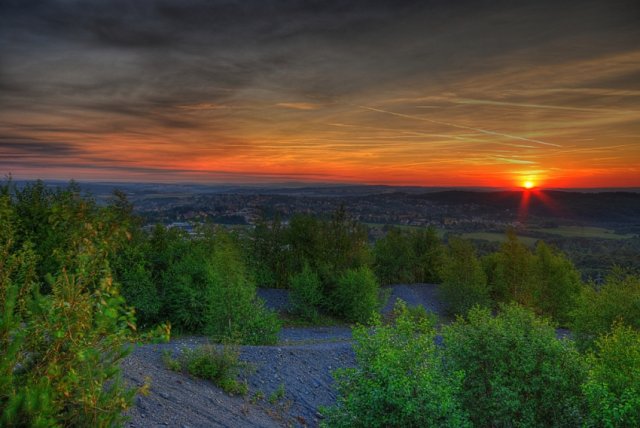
331, 266, 381, 324
583, 323, 640, 427
287, 214, 324, 274
383, 299, 438, 327
373, 227, 444, 286
269, 383, 286, 404
161, 350, 182, 372
438, 237, 490, 315
112, 231, 160, 328
161, 239, 213, 333
0, 182, 136, 427
289, 263, 324, 321
323, 301, 470, 428
443, 304, 586, 427
251, 214, 290, 288
531, 241, 582, 325
410, 226, 444, 283
163, 344, 248, 396
142, 225, 280, 344
205, 232, 281, 344
571, 269, 640, 349
373, 227, 414, 285
324, 205, 371, 276
490, 229, 536, 306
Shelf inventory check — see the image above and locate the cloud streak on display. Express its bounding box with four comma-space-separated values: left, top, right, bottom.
0, 0, 639, 187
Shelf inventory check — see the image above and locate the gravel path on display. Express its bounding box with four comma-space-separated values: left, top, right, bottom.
381, 283, 445, 316
122, 284, 447, 427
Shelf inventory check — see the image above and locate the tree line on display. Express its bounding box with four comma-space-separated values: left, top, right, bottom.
1, 180, 639, 426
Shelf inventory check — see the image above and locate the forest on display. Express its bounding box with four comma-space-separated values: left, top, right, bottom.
1, 180, 639, 427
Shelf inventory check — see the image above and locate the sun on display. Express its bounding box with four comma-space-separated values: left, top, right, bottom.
523, 180, 535, 189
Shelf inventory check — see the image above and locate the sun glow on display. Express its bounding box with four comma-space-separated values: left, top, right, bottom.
523, 180, 535, 189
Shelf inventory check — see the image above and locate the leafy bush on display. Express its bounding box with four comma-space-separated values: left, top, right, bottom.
531, 241, 582, 325
583, 322, 640, 427
289, 263, 324, 321
161, 241, 212, 333
373, 227, 444, 286
571, 269, 640, 349
206, 232, 281, 345
163, 344, 248, 396
489, 229, 535, 306
373, 227, 414, 285
331, 266, 381, 324
443, 304, 586, 427
113, 233, 160, 329
410, 226, 444, 284
0, 183, 137, 426
323, 301, 470, 427
438, 237, 490, 315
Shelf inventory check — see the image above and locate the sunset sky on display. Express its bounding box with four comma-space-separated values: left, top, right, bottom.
1, 0, 639, 188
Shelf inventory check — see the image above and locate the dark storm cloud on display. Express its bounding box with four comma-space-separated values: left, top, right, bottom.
0, 137, 79, 157
2, 0, 638, 108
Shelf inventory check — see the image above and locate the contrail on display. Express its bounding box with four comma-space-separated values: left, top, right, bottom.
358, 105, 562, 148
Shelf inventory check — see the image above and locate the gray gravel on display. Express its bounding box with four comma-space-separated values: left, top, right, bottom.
382, 283, 445, 316
257, 289, 292, 313
123, 338, 355, 428
121, 283, 459, 427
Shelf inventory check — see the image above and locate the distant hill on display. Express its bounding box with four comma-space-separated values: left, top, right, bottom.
417, 190, 640, 223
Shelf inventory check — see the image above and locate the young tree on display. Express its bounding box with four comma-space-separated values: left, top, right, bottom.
324, 301, 470, 427
531, 241, 582, 325
491, 229, 535, 306
583, 322, 640, 427
410, 227, 444, 283
373, 227, 414, 285
289, 263, 324, 321
443, 304, 586, 427
0, 184, 136, 426
438, 237, 490, 315
331, 266, 381, 324
571, 269, 640, 349
206, 231, 281, 345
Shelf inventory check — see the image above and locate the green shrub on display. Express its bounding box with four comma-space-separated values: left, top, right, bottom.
410, 226, 444, 284
161, 350, 182, 372
531, 241, 582, 325
572, 269, 640, 350
161, 242, 213, 333
206, 232, 280, 345
322, 301, 470, 427
163, 344, 248, 396
0, 185, 136, 427
490, 229, 535, 306
289, 263, 324, 321
443, 304, 586, 427
113, 236, 160, 329
331, 266, 381, 324
373, 227, 414, 285
385, 298, 439, 326
438, 237, 490, 315
269, 383, 286, 404
583, 323, 640, 427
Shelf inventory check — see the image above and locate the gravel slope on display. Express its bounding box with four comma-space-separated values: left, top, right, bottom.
123, 284, 441, 427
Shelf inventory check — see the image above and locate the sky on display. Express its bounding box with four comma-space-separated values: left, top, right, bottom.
1, 0, 639, 188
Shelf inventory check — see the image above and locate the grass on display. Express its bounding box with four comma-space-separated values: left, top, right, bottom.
279, 311, 348, 328
461, 232, 539, 247
161, 344, 248, 396
365, 223, 446, 236
269, 383, 286, 404
530, 226, 634, 240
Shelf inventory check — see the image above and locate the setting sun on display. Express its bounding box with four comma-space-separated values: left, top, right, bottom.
523, 181, 535, 189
